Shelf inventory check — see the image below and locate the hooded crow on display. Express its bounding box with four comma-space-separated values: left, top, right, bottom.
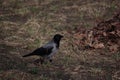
23, 34, 63, 64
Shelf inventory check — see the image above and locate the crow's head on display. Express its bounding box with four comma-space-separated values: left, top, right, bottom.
53, 34, 63, 43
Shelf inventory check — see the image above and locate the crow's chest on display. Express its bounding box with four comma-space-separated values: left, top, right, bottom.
49, 44, 58, 56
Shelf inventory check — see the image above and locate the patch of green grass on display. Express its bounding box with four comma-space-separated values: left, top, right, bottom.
27, 43, 36, 49
79, 13, 85, 20
110, 2, 118, 11
39, 75, 50, 80
49, 5, 60, 11
34, 38, 41, 47
83, 22, 91, 28
90, 67, 102, 74
26, 27, 35, 35
111, 52, 120, 61
15, 8, 30, 16
61, 55, 74, 67
29, 67, 39, 74
29, 7, 40, 14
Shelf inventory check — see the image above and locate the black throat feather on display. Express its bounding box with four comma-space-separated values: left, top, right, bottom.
54, 39, 60, 48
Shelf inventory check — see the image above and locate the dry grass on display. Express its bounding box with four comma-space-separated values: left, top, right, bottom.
0, 0, 120, 80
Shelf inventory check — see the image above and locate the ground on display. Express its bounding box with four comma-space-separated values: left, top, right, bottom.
0, 0, 120, 80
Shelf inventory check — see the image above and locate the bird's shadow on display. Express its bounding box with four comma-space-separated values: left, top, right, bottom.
33, 58, 53, 66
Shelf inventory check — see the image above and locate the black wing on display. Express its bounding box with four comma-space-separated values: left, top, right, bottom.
23, 46, 53, 57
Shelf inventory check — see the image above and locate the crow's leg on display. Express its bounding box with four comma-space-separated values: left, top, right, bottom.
46, 56, 53, 63
49, 59, 52, 62
34, 57, 44, 65
40, 57, 45, 64
34, 59, 40, 63
34, 59, 40, 66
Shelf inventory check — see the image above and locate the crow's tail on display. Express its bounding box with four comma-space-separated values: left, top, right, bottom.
22, 53, 33, 57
